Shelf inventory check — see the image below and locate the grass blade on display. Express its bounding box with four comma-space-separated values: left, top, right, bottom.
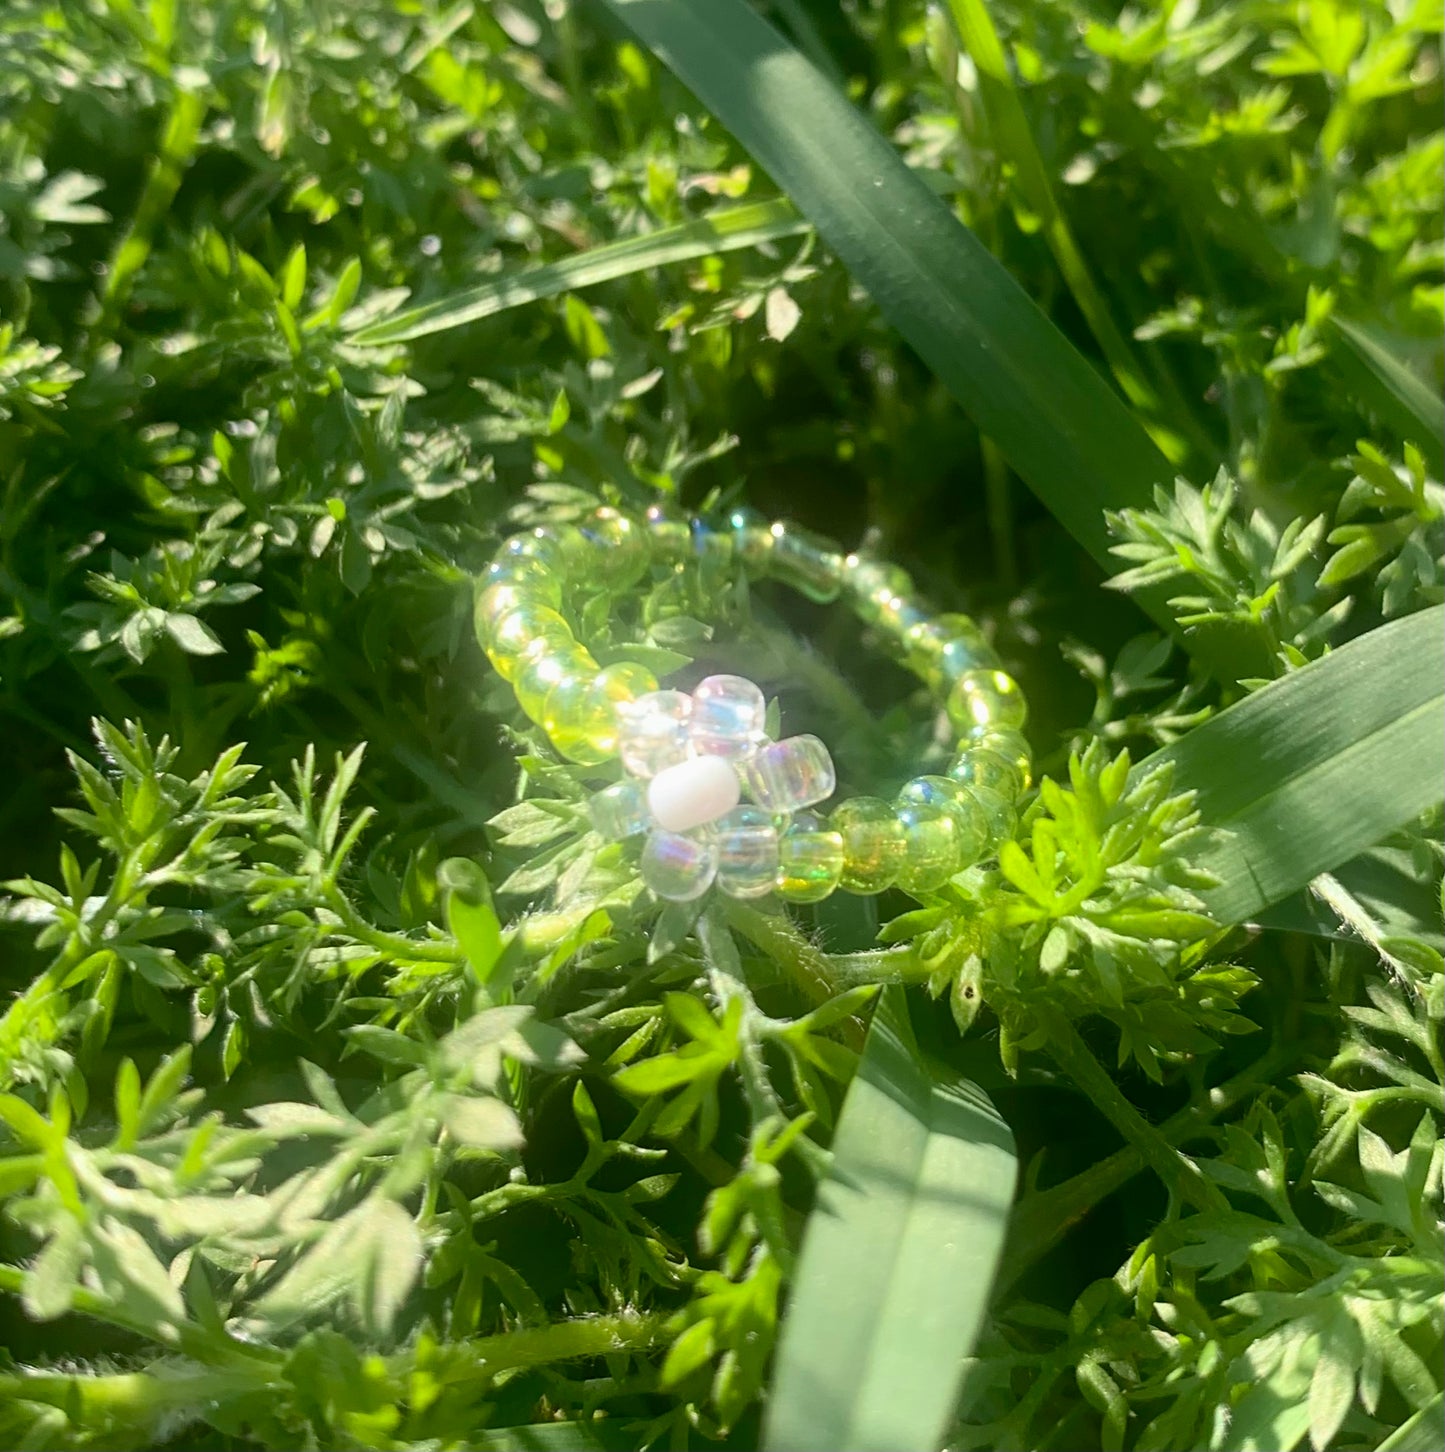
1377, 1393, 1445, 1452
764, 989, 1017, 1452
1330, 315, 1445, 473
943, 0, 1204, 466
600, 0, 1169, 572
350, 199, 807, 345
1142, 607, 1445, 926
1259, 845, 1444, 950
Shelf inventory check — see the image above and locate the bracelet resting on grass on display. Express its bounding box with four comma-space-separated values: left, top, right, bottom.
475, 506, 1032, 903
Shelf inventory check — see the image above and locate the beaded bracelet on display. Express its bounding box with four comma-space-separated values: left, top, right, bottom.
475, 506, 1031, 904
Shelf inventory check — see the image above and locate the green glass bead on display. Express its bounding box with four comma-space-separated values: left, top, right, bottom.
689, 518, 734, 567
904, 612, 1000, 686
513, 641, 598, 724
644, 504, 691, 565
948, 746, 1024, 802
896, 776, 988, 871
963, 783, 1018, 843
543, 658, 653, 763
481, 604, 574, 682
579, 661, 659, 757
831, 796, 906, 895
496, 527, 571, 574
727, 507, 774, 571
767, 522, 845, 603
475, 582, 564, 656
972, 727, 1033, 791
946, 668, 1028, 739
874, 592, 929, 641
776, 810, 846, 903
543, 673, 613, 764
481, 556, 564, 608
895, 802, 965, 893
580, 507, 649, 587
842, 555, 915, 628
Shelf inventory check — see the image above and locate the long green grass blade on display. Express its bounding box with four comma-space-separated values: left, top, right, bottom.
1330, 315, 1445, 473
1377, 1393, 1445, 1452
351, 199, 808, 345
600, 0, 1169, 571
1143, 607, 1445, 926
764, 989, 1016, 1452
943, 0, 1202, 466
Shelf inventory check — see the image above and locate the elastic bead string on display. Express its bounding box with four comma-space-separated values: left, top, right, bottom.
475, 505, 1032, 903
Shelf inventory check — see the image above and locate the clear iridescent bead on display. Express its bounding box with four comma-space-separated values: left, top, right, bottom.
745, 735, 836, 812
589, 779, 651, 841
689, 674, 767, 760
715, 806, 780, 899
641, 829, 717, 902
616, 690, 693, 778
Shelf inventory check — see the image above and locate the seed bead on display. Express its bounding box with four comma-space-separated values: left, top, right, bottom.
832, 796, 906, 895
896, 776, 989, 872
580, 506, 649, 587
946, 668, 1028, 739
948, 745, 1025, 802
514, 640, 598, 725
478, 603, 575, 681
776, 811, 846, 903
971, 727, 1033, 791
766, 521, 845, 603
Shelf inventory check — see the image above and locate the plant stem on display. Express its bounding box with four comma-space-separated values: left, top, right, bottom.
1039, 1008, 1226, 1213
721, 900, 839, 1009
996, 1041, 1295, 1292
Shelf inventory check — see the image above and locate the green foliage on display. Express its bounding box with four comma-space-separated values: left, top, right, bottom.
1, 1, 1441, 1449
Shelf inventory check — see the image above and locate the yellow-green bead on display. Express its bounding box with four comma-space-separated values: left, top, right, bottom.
973, 728, 1033, 791
483, 605, 574, 682
496, 528, 571, 574
895, 802, 965, 893
689, 519, 734, 567
843, 555, 916, 629
514, 641, 598, 724
476, 582, 560, 653
964, 783, 1018, 843
776, 811, 845, 903
542, 674, 613, 764
948, 746, 1024, 802
577, 662, 660, 757
876, 593, 930, 641
481, 556, 563, 608
905, 613, 1000, 686
831, 796, 906, 895
767, 522, 845, 603
644, 504, 691, 564
896, 776, 988, 872
946, 668, 1028, 739
728, 507, 774, 571
580, 507, 649, 586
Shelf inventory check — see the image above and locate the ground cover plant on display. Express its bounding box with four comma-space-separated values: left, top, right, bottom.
1, 1, 1442, 1448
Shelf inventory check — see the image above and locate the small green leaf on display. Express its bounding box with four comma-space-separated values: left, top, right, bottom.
442, 1095, 524, 1151
164, 612, 225, 655
23, 1217, 86, 1320
441, 857, 504, 983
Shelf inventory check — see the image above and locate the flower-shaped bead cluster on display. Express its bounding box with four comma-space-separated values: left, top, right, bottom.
587, 674, 836, 902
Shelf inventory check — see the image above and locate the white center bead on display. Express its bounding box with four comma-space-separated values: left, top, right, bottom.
647, 755, 742, 834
